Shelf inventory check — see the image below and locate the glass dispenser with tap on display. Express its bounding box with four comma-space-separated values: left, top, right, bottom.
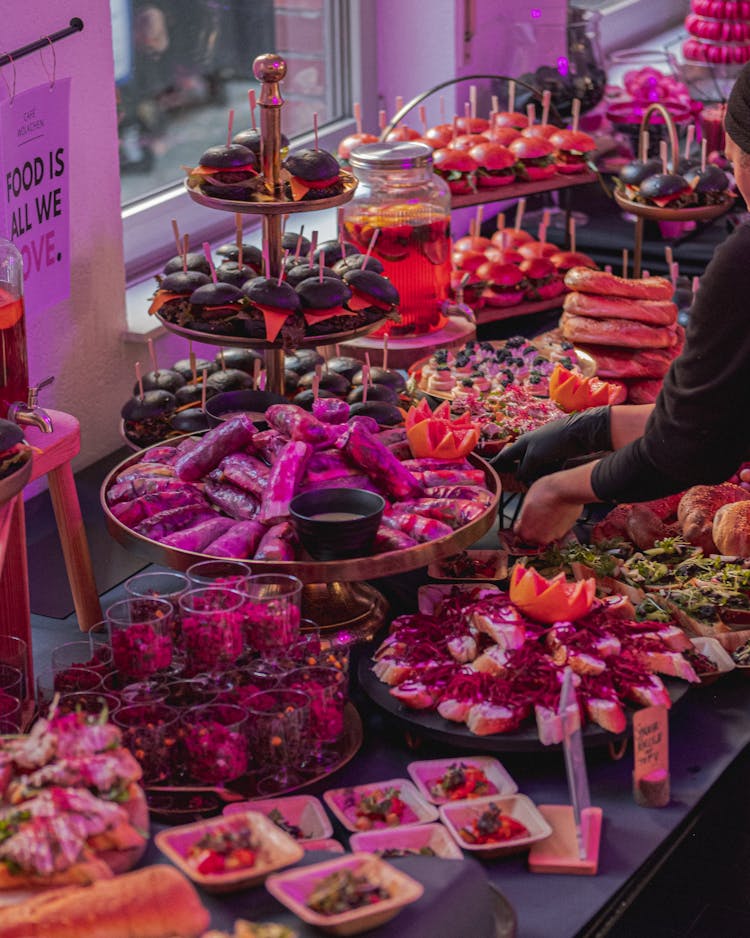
0, 238, 28, 420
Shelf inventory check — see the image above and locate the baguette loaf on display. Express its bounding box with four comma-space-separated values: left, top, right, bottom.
0, 865, 210, 938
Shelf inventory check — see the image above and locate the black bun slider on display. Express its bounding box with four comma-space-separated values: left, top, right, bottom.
175, 381, 217, 407
285, 369, 300, 394
135, 368, 186, 396
164, 253, 212, 276
189, 282, 245, 322
172, 357, 218, 380
285, 265, 341, 289
284, 148, 344, 200
242, 277, 302, 313
325, 356, 363, 381
293, 388, 336, 409
332, 253, 385, 276
216, 242, 264, 270
677, 156, 699, 175
297, 370, 350, 395
161, 270, 211, 293
216, 348, 264, 373
619, 157, 662, 187
296, 277, 352, 310
637, 172, 692, 207
184, 319, 241, 336
343, 269, 400, 309
684, 163, 729, 195
205, 368, 254, 393
216, 262, 257, 287
282, 231, 311, 256
312, 239, 358, 267
349, 400, 403, 426
121, 389, 176, 422
352, 365, 406, 392
347, 383, 399, 405
284, 349, 325, 375
171, 408, 210, 434
0, 419, 24, 451
233, 127, 289, 156
197, 144, 258, 199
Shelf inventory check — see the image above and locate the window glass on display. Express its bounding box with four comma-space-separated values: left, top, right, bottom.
112, 0, 341, 206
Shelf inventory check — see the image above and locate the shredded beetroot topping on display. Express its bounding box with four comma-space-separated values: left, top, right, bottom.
372, 590, 691, 740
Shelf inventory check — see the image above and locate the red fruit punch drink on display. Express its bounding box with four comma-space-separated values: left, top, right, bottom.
0, 284, 28, 420
344, 204, 450, 334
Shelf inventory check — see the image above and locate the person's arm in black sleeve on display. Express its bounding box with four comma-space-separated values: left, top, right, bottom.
592, 222, 750, 503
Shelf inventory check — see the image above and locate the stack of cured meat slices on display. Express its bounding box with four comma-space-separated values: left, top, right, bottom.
559, 267, 685, 404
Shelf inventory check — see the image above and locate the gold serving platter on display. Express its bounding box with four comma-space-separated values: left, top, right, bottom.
100, 442, 500, 585
614, 189, 735, 222
184, 170, 358, 216
0, 457, 32, 506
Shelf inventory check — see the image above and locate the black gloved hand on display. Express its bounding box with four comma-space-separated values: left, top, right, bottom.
491, 406, 612, 483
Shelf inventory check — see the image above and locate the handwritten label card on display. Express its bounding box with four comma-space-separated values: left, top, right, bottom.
633, 705, 669, 781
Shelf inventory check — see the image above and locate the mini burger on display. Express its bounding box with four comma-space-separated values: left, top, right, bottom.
684, 163, 731, 205
296, 276, 355, 335
424, 125, 453, 148
0, 419, 31, 479
134, 368, 185, 396
469, 142, 517, 188
217, 348, 264, 374
337, 130, 378, 163
284, 148, 344, 201
456, 116, 490, 134
454, 235, 492, 253
187, 143, 259, 200
175, 380, 217, 408
549, 250, 598, 274
635, 172, 695, 209
548, 129, 596, 173
285, 264, 341, 288
347, 383, 399, 404
433, 147, 477, 194
233, 127, 290, 157
242, 277, 304, 344
282, 230, 311, 256
509, 135, 557, 181
216, 262, 258, 287
171, 408, 210, 434
483, 245, 524, 265
448, 133, 490, 151
489, 125, 521, 147
172, 357, 218, 381
313, 238, 358, 267
476, 261, 527, 307
332, 252, 385, 276
163, 253, 212, 276
205, 368, 254, 394
494, 110, 529, 131
121, 390, 176, 448
520, 257, 564, 300
187, 281, 245, 332
216, 242, 264, 273
491, 227, 535, 250
452, 248, 488, 274
385, 125, 422, 142
520, 123, 560, 140
518, 240, 559, 260
617, 157, 662, 199
148, 270, 210, 322
342, 268, 400, 324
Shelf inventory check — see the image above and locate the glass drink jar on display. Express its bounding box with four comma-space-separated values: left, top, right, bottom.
345, 142, 451, 335
0, 239, 28, 418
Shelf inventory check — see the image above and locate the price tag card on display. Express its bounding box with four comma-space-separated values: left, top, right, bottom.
633, 705, 669, 783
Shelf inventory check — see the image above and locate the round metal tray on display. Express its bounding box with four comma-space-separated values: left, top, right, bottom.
0, 456, 32, 506
145, 701, 363, 822
358, 657, 690, 752
184, 170, 357, 215
614, 189, 735, 222
100, 442, 501, 584
154, 311, 388, 351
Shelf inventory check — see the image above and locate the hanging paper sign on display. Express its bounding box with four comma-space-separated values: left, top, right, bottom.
0, 78, 71, 314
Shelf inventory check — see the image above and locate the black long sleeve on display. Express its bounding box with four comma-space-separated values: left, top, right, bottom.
591, 221, 750, 503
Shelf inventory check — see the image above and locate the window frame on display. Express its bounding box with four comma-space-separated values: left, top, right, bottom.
121, 0, 377, 283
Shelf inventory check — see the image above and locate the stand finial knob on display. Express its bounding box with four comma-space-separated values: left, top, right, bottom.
253, 54, 287, 84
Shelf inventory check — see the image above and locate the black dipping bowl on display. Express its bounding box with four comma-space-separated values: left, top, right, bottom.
289, 488, 386, 560
204, 389, 287, 428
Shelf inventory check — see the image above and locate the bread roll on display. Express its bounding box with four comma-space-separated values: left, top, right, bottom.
563, 291, 677, 325
560, 312, 674, 348
563, 267, 673, 300
678, 483, 750, 554
713, 500, 750, 556
0, 866, 210, 938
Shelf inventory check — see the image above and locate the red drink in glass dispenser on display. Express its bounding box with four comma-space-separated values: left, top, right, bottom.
0, 239, 28, 418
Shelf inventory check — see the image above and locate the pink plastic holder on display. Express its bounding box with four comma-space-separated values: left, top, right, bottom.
350, 822, 464, 859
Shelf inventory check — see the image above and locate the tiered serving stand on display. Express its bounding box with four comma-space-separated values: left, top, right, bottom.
103, 53, 503, 643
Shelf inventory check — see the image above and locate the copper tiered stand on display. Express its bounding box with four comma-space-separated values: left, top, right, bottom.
105, 53, 503, 641
613, 102, 735, 278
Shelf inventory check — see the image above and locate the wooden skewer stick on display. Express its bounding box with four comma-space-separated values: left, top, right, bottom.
277, 250, 289, 286
526, 103, 536, 126
604, 264, 612, 274
362, 361, 370, 404
514, 198, 525, 231
202, 242, 217, 283
171, 219, 181, 260
659, 140, 668, 174
319, 251, 325, 283
258, 370, 267, 391
181, 234, 189, 273
571, 98, 581, 133
469, 85, 477, 119
353, 101, 363, 135
135, 362, 144, 402
201, 368, 208, 412
308, 230, 318, 269
464, 101, 471, 122
569, 216, 576, 254
236, 215, 243, 270
253, 358, 261, 391
189, 349, 197, 384
684, 124, 695, 161
671, 261, 679, 287
491, 94, 499, 114
496, 211, 505, 232
475, 204, 484, 237
665, 246, 674, 268
701, 138, 707, 172
226, 109, 235, 148
542, 90, 551, 127
313, 112, 319, 151
147, 338, 158, 376
640, 130, 650, 164
362, 229, 379, 270
418, 104, 428, 135
383, 334, 389, 373
642, 269, 650, 277
378, 109, 387, 131
440, 94, 446, 125
508, 80, 515, 115
335, 344, 341, 357
312, 365, 321, 401
219, 349, 226, 371
248, 90, 257, 131
622, 249, 628, 279
692, 275, 700, 295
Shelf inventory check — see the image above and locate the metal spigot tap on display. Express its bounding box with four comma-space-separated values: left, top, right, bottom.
8, 376, 54, 433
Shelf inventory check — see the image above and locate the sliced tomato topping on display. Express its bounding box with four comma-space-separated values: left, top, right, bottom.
148, 291, 187, 316
302, 305, 348, 326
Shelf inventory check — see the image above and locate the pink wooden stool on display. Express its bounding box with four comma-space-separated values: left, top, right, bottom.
0, 410, 102, 688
